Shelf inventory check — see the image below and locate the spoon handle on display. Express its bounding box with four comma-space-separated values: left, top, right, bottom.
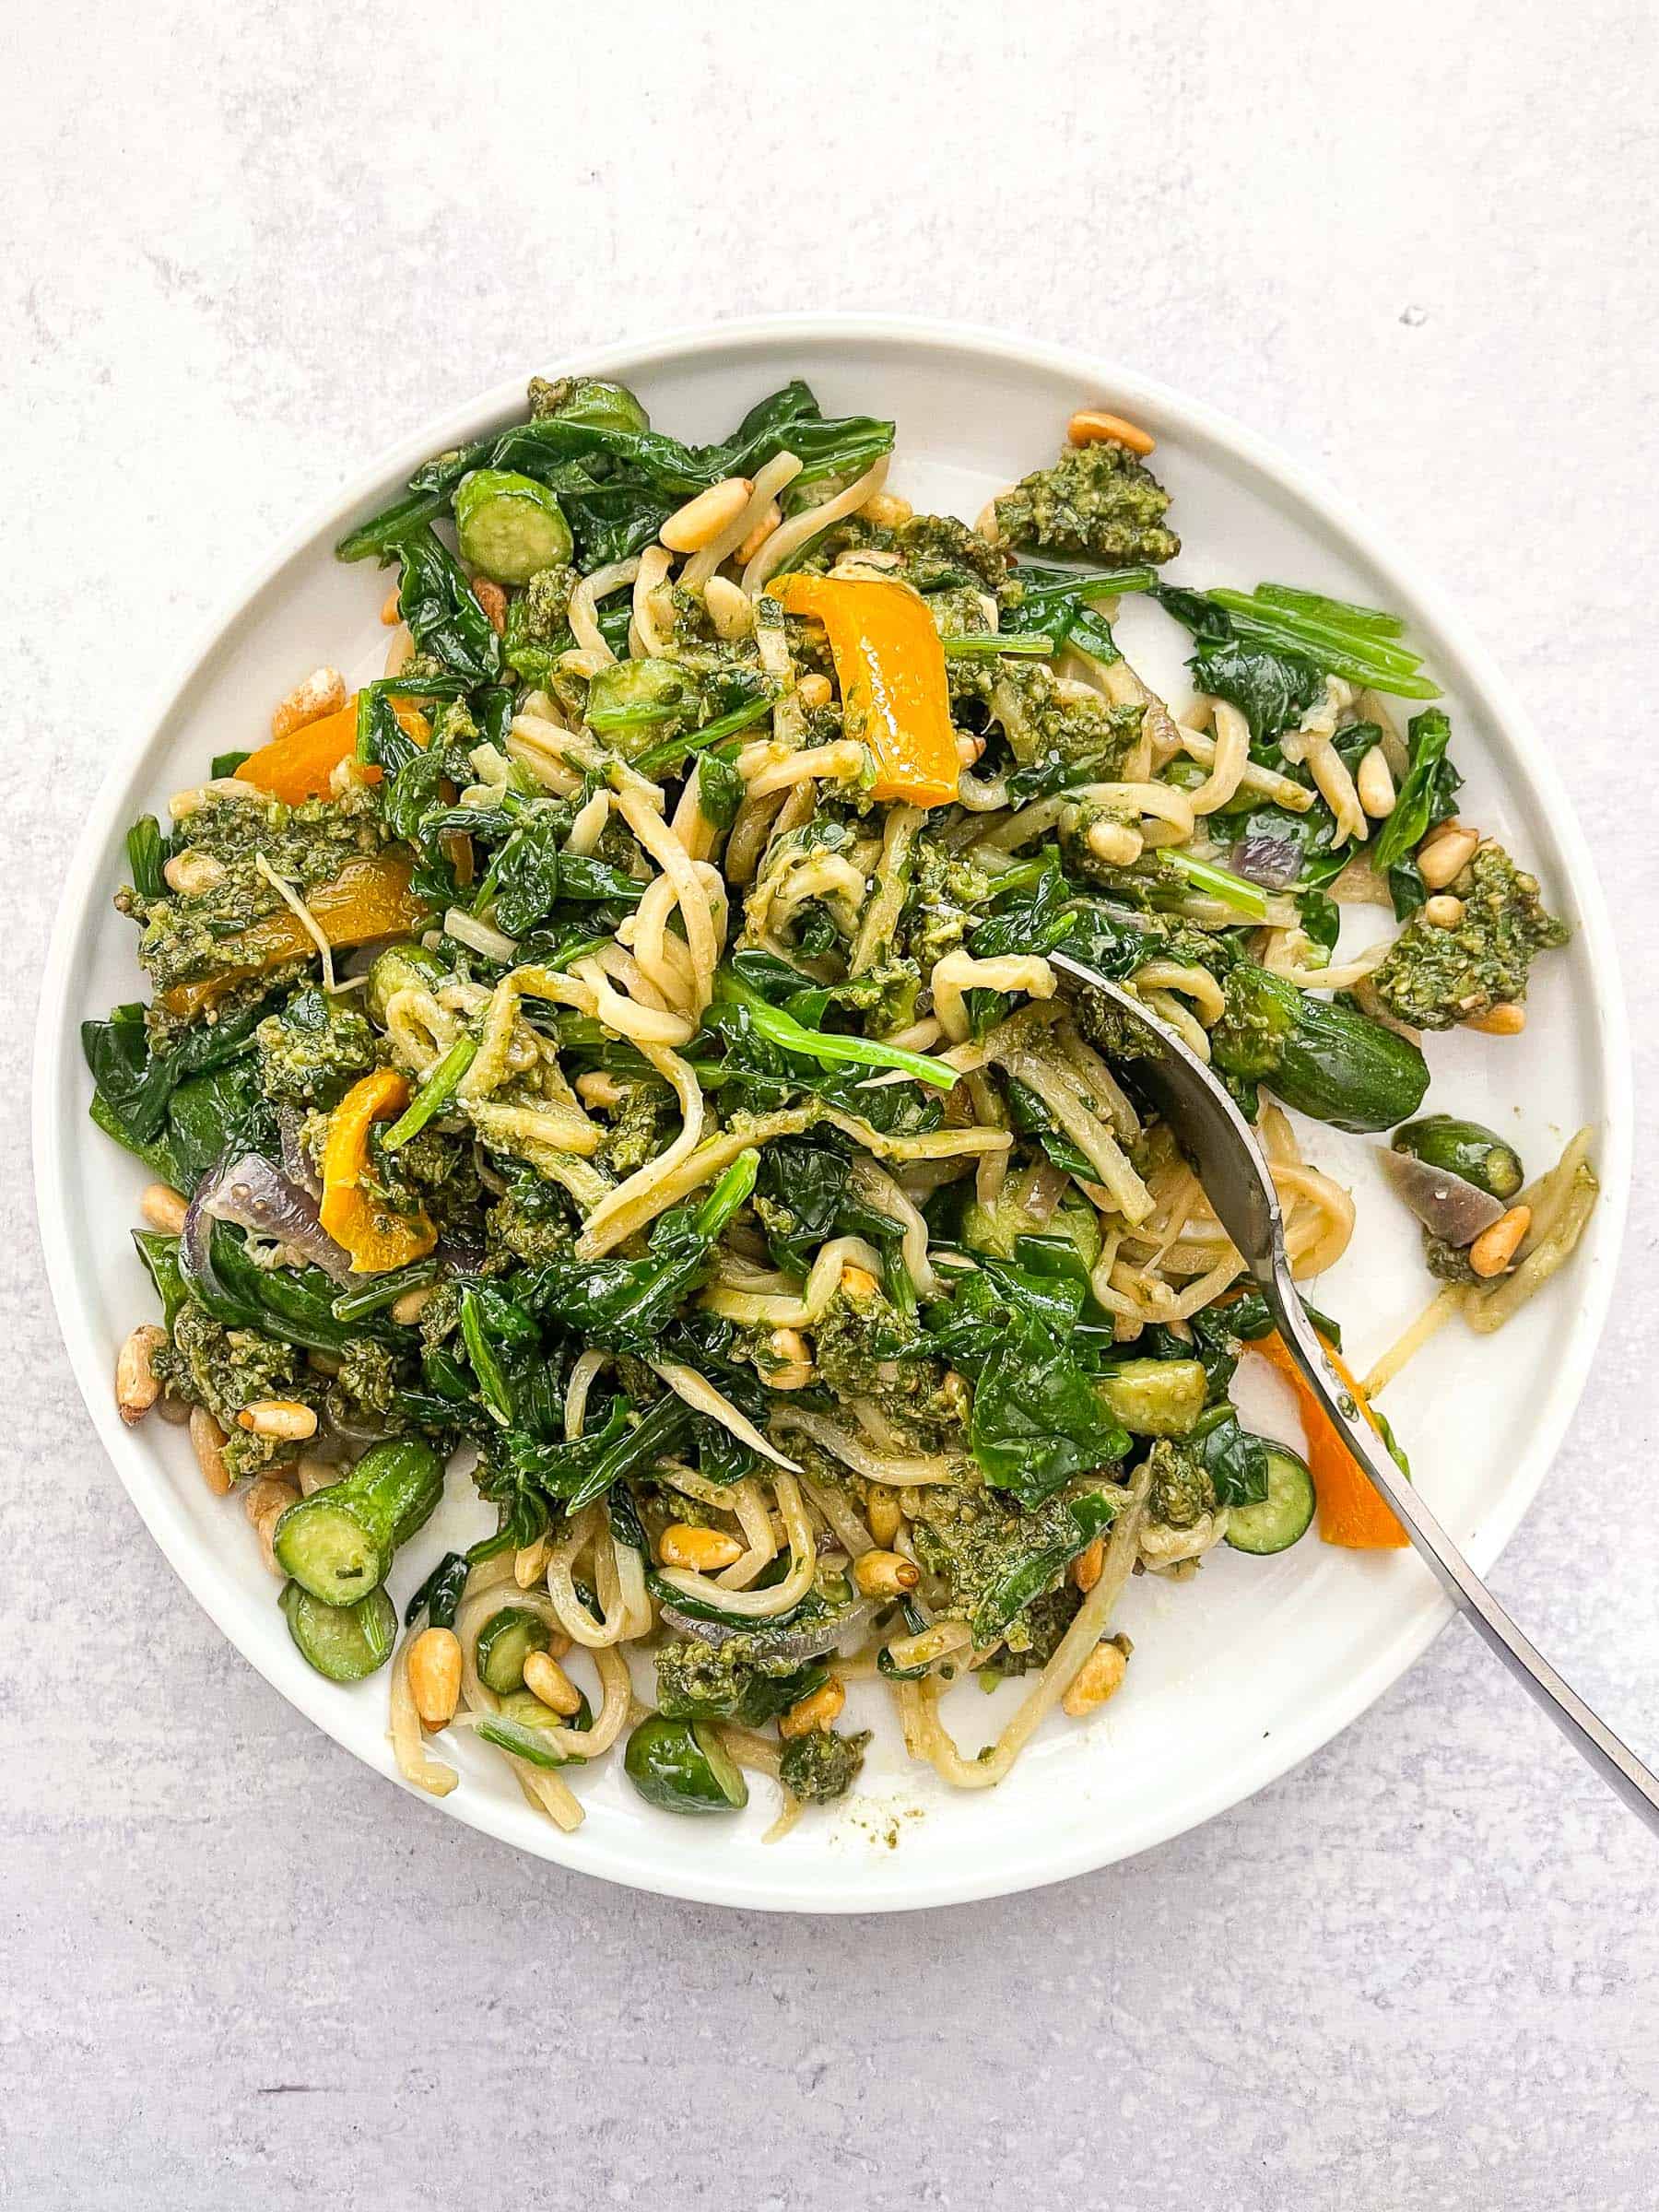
1269, 1275, 1659, 1833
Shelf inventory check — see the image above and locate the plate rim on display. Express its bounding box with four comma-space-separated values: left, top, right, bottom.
32, 312, 1634, 1912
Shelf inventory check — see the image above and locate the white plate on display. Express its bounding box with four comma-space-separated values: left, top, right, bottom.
32, 316, 1631, 1912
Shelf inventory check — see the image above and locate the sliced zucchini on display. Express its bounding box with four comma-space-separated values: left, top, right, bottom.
624, 1715, 749, 1814
280, 1581, 397, 1681
1097, 1357, 1208, 1437
453, 469, 573, 584
475, 1606, 552, 1694
1224, 1444, 1316, 1555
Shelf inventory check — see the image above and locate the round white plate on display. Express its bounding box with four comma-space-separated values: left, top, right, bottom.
33, 316, 1630, 1912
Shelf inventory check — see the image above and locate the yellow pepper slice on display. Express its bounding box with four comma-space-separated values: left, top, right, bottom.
240, 696, 430, 805
319, 1067, 438, 1275
159, 852, 430, 1019
770, 573, 959, 807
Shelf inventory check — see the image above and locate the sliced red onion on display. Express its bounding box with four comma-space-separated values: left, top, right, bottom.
1230, 827, 1306, 889
658, 1597, 876, 1663
192, 1149, 356, 1282
276, 1107, 322, 1197
1377, 1146, 1505, 1246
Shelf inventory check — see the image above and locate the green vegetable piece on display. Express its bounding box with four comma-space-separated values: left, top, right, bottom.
281, 1582, 397, 1681
778, 1725, 871, 1805
475, 1606, 552, 1694
962, 1188, 1101, 1270
454, 469, 573, 584
406, 1549, 469, 1630
273, 1439, 446, 1605
1210, 961, 1429, 1134
1097, 1358, 1208, 1437
529, 374, 651, 435
1391, 1115, 1524, 1201
584, 657, 700, 750
970, 1489, 1119, 1647
382, 1033, 477, 1152
477, 1688, 594, 1769
366, 940, 449, 1028
1224, 1445, 1316, 1555
624, 1715, 749, 1815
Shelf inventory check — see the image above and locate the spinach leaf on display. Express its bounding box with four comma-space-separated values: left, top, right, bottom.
970, 1489, 1120, 1647
83, 992, 278, 1148
124, 815, 170, 900
489, 812, 563, 937
395, 524, 502, 685
1190, 1402, 1270, 1509
165, 1064, 278, 1189
755, 1138, 851, 1275
1191, 640, 1324, 744
1371, 709, 1461, 917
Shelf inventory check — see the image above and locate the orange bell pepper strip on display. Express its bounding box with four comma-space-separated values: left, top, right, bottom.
1250, 1330, 1408, 1549
319, 1068, 438, 1274
770, 573, 959, 807
159, 851, 430, 1018
239, 697, 430, 805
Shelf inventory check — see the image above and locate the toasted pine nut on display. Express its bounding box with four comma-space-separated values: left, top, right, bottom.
1062, 1637, 1130, 1716
116, 1324, 167, 1424
975, 501, 1003, 542
408, 1627, 464, 1729
660, 1524, 745, 1573
297, 1454, 341, 1497
840, 1265, 879, 1300
235, 1399, 318, 1442
383, 624, 414, 680
862, 491, 913, 529
1068, 408, 1156, 457
767, 1326, 813, 1391
189, 1406, 232, 1496
162, 849, 226, 898
1357, 745, 1396, 819
700, 573, 755, 641
853, 1548, 921, 1598
780, 1677, 846, 1740
796, 673, 833, 711
1417, 823, 1478, 889
272, 665, 347, 743
471, 576, 508, 635
1423, 894, 1465, 928
1087, 819, 1144, 868
514, 1534, 550, 1589
1070, 1536, 1105, 1594
244, 1475, 300, 1576
169, 776, 260, 821
866, 1488, 904, 1547
576, 1069, 628, 1108
662, 477, 752, 554
380, 587, 402, 625
157, 1393, 192, 1426
736, 500, 782, 565
956, 731, 986, 767
391, 1286, 435, 1327
1468, 1000, 1526, 1036
139, 1182, 189, 1235
522, 1649, 582, 1716
1470, 1204, 1532, 1278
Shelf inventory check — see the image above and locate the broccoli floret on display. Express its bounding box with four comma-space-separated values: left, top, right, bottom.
1144, 1438, 1216, 1530
654, 1639, 820, 1728
779, 1724, 871, 1805
1370, 841, 1569, 1030
153, 1302, 313, 1478
994, 442, 1181, 566
256, 986, 378, 1109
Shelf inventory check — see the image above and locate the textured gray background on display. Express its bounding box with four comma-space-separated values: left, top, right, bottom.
5, 2, 1656, 2205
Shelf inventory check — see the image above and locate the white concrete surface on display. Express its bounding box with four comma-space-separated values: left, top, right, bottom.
4, 2, 1657, 2204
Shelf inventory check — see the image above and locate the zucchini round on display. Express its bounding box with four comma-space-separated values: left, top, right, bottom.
475, 1606, 552, 1695
453, 469, 573, 584
280, 1581, 397, 1681
1392, 1114, 1524, 1201
1225, 1445, 1316, 1555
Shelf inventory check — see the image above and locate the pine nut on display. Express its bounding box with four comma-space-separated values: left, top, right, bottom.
514, 1534, 550, 1588
1357, 745, 1396, 819
1068, 409, 1156, 456
116, 1324, 167, 1424
840, 1265, 879, 1300
1423, 894, 1465, 928
779, 1677, 846, 1739
865, 1488, 904, 1547
975, 500, 1002, 542
244, 1475, 300, 1576
236, 1399, 318, 1442
272, 665, 347, 742
380, 588, 402, 625
796, 673, 833, 710
1469, 1204, 1532, 1278
522, 1649, 582, 1716
189, 1406, 232, 1496
1417, 823, 1478, 889
957, 732, 986, 766
1468, 1000, 1526, 1036
408, 1627, 463, 1729
297, 1454, 342, 1497
391, 1286, 435, 1326
659, 1524, 745, 1572
1062, 1637, 1130, 1716
162, 849, 226, 898
471, 576, 508, 635
1070, 1536, 1105, 1594
767, 1327, 813, 1391
661, 477, 752, 554
157, 1393, 192, 1426
862, 492, 913, 529
853, 1548, 921, 1598
169, 776, 261, 821
139, 1182, 189, 1234
384, 624, 414, 680
736, 500, 782, 565
1087, 819, 1144, 868
576, 1070, 628, 1108
703, 574, 755, 641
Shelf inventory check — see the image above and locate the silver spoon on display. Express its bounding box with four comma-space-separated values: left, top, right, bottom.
1052, 947, 1659, 1832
